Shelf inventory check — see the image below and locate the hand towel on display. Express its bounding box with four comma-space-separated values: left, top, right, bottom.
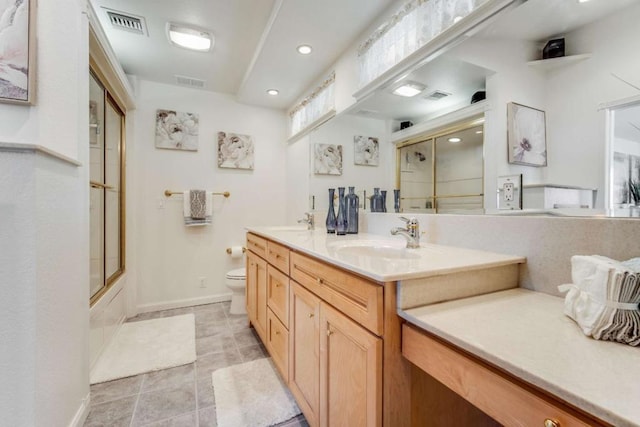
559, 255, 640, 346
183, 190, 212, 226
190, 189, 207, 219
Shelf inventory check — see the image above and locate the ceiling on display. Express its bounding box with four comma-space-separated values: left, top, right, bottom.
90, 0, 393, 111
616, 104, 640, 143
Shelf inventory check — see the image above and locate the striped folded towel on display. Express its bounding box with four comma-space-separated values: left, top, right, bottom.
559, 255, 640, 346
183, 190, 212, 226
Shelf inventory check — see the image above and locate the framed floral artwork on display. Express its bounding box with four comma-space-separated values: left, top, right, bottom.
354, 135, 379, 166
313, 143, 342, 175
0, 0, 36, 105
507, 102, 547, 167
217, 132, 254, 170
155, 109, 199, 151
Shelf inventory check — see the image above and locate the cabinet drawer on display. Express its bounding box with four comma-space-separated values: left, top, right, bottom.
290, 252, 383, 336
267, 240, 290, 274
267, 265, 289, 328
247, 233, 268, 259
267, 308, 289, 383
402, 325, 606, 427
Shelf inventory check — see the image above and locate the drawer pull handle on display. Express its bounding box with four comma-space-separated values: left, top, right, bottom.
275, 330, 280, 335
308, 313, 314, 318
544, 419, 560, 427
317, 278, 324, 285
326, 329, 333, 337
275, 283, 281, 288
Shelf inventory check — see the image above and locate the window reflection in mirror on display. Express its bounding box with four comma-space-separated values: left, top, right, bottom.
610, 101, 640, 217
397, 122, 483, 214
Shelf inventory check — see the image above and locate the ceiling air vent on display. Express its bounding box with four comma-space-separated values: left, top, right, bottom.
355, 109, 379, 117
175, 75, 206, 89
424, 90, 451, 101
105, 9, 147, 35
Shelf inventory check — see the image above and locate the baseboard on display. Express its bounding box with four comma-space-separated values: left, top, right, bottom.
135, 293, 232, 315
68, 393, 90, 427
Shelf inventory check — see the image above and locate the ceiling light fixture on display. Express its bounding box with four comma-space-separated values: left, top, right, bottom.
476, 130, 483, 134
453, 16, 463, 23
578, 0, 590, 3
392, 82, 426, 97
448, 137, 462, 143
266, 89, 279, 96
297, 44, 312, 55
167, 23, 213, 52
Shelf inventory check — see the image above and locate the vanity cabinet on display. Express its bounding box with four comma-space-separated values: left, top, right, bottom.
403, 325, 609, 427
246, 232, 409, 427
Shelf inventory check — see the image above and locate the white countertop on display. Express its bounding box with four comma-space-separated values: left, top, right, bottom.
400, 289, 640, 427
247, 226, 524, 282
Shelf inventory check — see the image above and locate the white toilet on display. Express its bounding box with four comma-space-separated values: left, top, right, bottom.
226, 267, 247, 315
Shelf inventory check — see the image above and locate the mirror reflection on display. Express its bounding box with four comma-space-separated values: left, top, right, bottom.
331, 0, 640, 217
398, 123, 484, 214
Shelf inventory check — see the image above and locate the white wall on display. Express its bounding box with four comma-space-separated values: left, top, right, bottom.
0, 0, 90, 425
133, 80, 288, 310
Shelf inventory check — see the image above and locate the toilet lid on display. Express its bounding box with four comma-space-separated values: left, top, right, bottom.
226, 268, 246, 279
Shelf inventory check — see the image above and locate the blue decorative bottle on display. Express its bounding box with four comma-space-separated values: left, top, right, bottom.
326, 188, 336, 233
381, 190, 387, 212
394, 189, 401, 213
335, 187, 348, 235
346, 186, 359, 234
371, 188, 383, 212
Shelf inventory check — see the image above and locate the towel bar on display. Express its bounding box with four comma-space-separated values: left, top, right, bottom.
164, 190, 230, 198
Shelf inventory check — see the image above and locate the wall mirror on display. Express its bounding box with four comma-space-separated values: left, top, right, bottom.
334, 0, 640, 217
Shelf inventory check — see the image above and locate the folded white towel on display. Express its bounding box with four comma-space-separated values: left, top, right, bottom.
183, 190, 212, 226
559, 255, 640, 346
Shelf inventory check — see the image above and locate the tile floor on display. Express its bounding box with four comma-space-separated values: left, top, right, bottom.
84, 301, 309, 427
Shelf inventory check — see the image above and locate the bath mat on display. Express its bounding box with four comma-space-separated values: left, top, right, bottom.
212, 357, 301, 427
90, 314, 196, 384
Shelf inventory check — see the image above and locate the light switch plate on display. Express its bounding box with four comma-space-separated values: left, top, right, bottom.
497, 174, 522, 210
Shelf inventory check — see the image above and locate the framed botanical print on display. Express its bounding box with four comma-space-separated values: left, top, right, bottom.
0, 0, 36, 105
507, 102, 547, 167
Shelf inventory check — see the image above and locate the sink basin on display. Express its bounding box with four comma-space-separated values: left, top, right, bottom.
265, 225, 310, 232
327, 239, 422, 260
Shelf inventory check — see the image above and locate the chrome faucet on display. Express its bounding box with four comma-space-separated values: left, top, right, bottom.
391, 217, 420, 248
297, 212, 315, 230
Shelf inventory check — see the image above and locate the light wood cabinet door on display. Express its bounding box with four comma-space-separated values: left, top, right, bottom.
320, 303, 382, 427
289, 281, 321, 427
267, 265, 290, 328
247, 250, 267, 341
267, 309, 289, 382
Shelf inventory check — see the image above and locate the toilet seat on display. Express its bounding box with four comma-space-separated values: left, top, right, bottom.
226, 268, 246, 280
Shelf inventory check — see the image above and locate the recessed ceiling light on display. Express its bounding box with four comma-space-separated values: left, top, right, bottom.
392, 82, 426, 97
167, 23, 213, 52
578, 0, 590, 3
475, 130, 483, 134
448, 137, 462, 143
453, 16, 463, 23
297, 44, 312, 55
266, 89, 279, 96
